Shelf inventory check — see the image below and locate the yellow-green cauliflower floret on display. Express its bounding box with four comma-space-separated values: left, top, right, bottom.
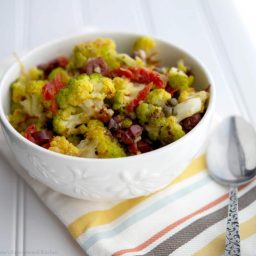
77, 120, 126, 158
113, 77, 145, 110
57, 74, 115, 116
49, 136, 80, 156
168, 67, 194, 90
146, 89, 171, 107
53, 108, 89, 135
133, 36, 156, 55
10, 71, 46, 118
28, 67, 44, 80
69, 38, 119, 69
136, 102, 163, 125
136, 103, 185, 144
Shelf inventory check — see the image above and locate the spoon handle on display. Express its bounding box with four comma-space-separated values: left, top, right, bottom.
225, 187, 240, 256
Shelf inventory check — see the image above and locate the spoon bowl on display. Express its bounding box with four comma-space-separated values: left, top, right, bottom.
207, 116, 256, 186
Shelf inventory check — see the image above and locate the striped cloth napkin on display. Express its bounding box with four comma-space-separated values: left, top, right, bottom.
0, 131, 255, 256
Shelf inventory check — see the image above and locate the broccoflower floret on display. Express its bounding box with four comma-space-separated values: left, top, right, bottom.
136, 102, 163, 125
68, 38, 119, 69
53, 108, 89, 135
49, 136, 80, 156
168, 67, 194, 90
57, 74, 115, 117
133, 36, 156, 54
146, 89, 171, 107
77, 120, 126, 158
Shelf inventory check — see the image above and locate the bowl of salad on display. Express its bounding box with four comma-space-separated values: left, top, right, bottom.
0, 33, 215, 200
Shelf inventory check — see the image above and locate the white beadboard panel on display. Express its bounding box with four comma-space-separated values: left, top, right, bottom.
0, 0, 256, 254
0, 0, 16, 59
24, 187, 86, 255
203, 0, 256, 124
145, 0, 240, 118
80, 0, 149, 33
24, 0, 85, 49
0, 153, 17, 251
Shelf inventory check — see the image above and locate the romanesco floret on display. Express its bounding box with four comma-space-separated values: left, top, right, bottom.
68, 38, 119, 70
57, 74, 115, 117
77, 120, 126, 158
89, 73, 116, 99
146, 89, 171, 107
49, 136, 80, 156
48, 67, 70, 85
136, 102, 184, 143
168, 67, 193, 90
53, 108, 89, 135
18, 80, 46, 118
26, 80, 46, 96
113, 77, 145, 110
11, 80, 27, 103
136, 103, 163, 125
145, 115, 185, 143
57, 74, 93, 109
159, 116, 185, 144
28, 67, 44, 80
133, 36, 156, 55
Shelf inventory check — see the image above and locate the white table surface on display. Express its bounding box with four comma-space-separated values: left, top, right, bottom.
0, 0, 255, 255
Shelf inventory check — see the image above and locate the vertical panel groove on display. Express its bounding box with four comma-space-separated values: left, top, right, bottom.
199, 0, 251, 122
139, 0, 156, 34
14, 0, 26, 253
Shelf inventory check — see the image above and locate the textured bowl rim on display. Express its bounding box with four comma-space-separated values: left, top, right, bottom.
0, 31, 216, 162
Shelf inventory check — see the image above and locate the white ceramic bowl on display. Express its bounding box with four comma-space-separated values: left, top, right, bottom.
0, 32, 215, 201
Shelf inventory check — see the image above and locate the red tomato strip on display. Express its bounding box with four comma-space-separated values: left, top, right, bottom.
111, 67, 164, 88
42, 74, 65, 113
24, 124, 37, 143
24, 124, 53, 148
127, 83, 153, 112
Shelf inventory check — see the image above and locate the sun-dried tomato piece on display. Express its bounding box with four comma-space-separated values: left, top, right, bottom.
111, 68, 133, 79
42, 74, 64, 100
24, 124, 37, 143
127, 83, 153, 112
38, 56, 69, 75
95, 109, 112, 123
49, 99, 58, 114
31, 130, 53, 145
24, 124, 53, 147
137, 140, 153, 153
111, 67, 164, 88
128, 143, 139, 154
114, 130, 134, 145
42, 74, 65, 113
165, 85, 178, 95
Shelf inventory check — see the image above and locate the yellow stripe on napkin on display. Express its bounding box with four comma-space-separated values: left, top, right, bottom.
68, 155, 206, 239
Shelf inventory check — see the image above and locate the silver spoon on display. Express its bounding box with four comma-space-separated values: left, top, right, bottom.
207, 116, 256, 256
